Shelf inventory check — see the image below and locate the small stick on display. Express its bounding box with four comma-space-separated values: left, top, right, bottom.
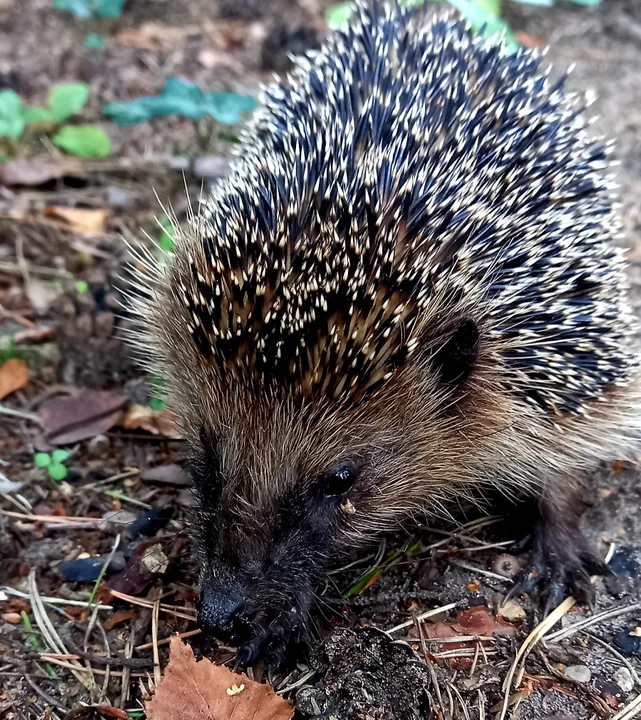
388, 602, 458, 633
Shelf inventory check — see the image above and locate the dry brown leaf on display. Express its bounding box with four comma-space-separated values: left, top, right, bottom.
43, 206, 110, 235
146, 637, 293, 720
514, 31, 546, 49
0, 159, 66, 187
0, 358, 29, 399
39, 390, 126, 445
119, 405, 183, 438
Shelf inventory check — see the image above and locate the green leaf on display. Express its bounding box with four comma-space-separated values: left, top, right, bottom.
34, 452, 51, 468
470, 0, 501, 14
97, 0, 126, 16
22, 106, 56, 123
52, 125, 110, 157
150, 396, 165, 411
0, 90, 25, 140
448, 0, 519, 52
52, 0, 94, 18
86, 33, 105, 49
52, 0, 125, 18
105, 78, 256, 126
51, 449, 70, 464
326, 2, 356, 30
50, 83, 89, 122
48, 463, 68, 481
75, 280, 89, 294
204, 92, 257, 125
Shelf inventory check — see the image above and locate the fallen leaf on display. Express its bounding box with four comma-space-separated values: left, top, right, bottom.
102, 610, 135, 631
514, 31, 546, 49
26, 278, 62, 315
0, 159, 66, 186
39, 390, 126, 445
0, 358, 29, 399
43, 206, 110, 235
119, 404, 182, 438
146, 637, 293, 720
141, 464, 191, 486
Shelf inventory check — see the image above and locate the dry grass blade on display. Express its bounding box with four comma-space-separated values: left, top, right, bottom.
28, 570, 95, 691
151, 588, 162, 686
1, 586, 112, 610
108, 589, 197, 621
546, 602, 641, 643
498, 596, 575, 720
387, 601, 458, 633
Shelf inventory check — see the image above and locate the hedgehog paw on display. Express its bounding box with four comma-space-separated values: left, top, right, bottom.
234, 613, 302, 674
508, 522, 607, 615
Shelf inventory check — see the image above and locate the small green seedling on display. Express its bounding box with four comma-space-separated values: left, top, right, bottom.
150, 375, 166, 412
104, 77, 257, 127
158, 217, 175, 253
75, 280, 89, 294
34, 449, 70, 481
0, 82, 110, 158
85, 33, 106, 49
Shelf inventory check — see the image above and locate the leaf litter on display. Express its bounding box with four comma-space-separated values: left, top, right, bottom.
145, 637, 293, 720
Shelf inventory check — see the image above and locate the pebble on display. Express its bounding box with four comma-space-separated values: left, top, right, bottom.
614, 667, 635, 693
564, 665, 591, 684
499, 599, 526, 622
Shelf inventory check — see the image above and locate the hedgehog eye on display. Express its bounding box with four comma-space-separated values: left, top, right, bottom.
322, 464, 357, 497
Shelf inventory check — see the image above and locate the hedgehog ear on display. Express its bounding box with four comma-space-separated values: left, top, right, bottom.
431, 319, 479, 386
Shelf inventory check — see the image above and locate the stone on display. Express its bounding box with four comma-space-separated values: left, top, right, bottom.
614, 667, 635, 693
564, 665, 591, 684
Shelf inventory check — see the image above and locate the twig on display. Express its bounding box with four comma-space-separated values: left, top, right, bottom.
135, 628, 202, 652
151, 589, 162, 686
499, 596, 575, 720
546, 602, 641, 643
449, 560, 512, 582
28, 570, 94, 692
0, 510, 103, 526
24, 675, 68, 713
387, 602, 458, 633
1, 587, 112, 611
108, 589, 197, 621
0, 404, 40, 421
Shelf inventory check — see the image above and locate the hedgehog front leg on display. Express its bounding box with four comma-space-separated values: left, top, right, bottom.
512, 476, 607, 614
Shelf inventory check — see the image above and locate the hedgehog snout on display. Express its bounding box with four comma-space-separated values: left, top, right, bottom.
197, 579, 247, 641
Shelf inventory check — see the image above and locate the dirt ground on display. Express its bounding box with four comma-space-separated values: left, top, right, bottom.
0, 0, 640, 719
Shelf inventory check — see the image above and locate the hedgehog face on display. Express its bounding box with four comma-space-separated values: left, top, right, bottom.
185, 364, 471, 669
193, 443, 360, 668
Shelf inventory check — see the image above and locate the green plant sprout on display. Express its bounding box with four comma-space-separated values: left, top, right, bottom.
104, 77, 257, 127
34, 449, 70, 481
21, 611, 58, 678
0, 82, 110, 158
150, 375, 166, 412
75, 280, 89, 294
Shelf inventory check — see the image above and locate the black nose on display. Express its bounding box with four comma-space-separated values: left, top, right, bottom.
198, 582, 246, 638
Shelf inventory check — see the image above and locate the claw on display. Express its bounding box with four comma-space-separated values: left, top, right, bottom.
508, 528, 605, 616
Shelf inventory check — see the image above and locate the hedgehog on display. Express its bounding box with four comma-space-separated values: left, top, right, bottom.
127, 1, 641, 670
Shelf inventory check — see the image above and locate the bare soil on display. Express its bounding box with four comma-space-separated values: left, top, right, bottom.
0, 1, 640, 719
